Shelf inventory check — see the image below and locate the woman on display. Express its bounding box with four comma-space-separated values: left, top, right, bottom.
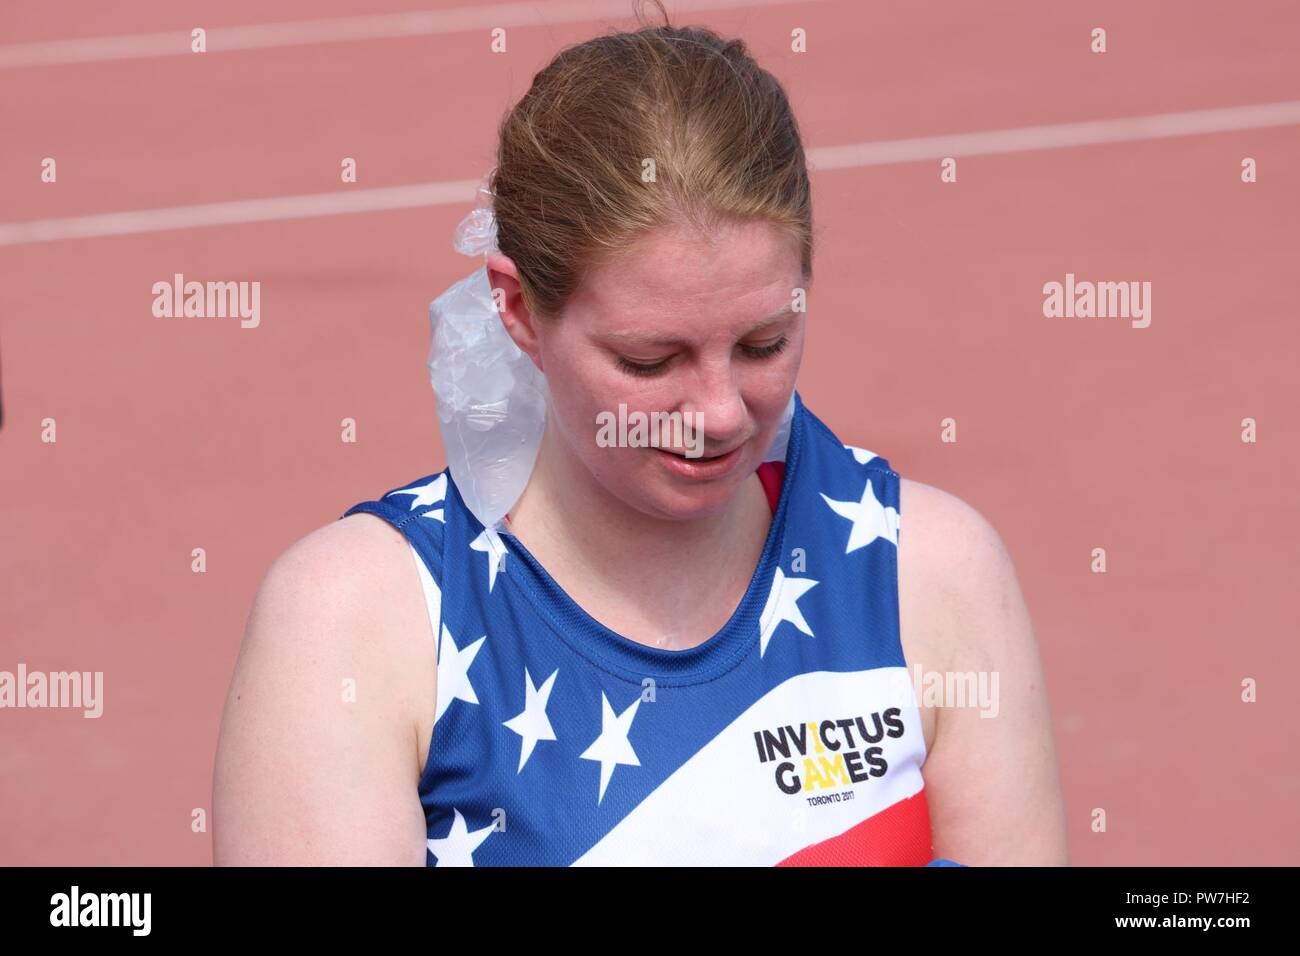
213, 12, 1067, 866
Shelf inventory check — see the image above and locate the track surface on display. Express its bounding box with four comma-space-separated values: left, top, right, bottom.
1, 0, 1296, 865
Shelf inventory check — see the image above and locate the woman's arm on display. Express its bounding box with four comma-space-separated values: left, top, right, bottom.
899, 479, 1069, 865
212, 516, 431, 865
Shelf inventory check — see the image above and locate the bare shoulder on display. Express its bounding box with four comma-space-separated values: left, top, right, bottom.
211, 513, 434, 865
899, 477, 1014, 611
267, 512, 419, 602
896, 477, 1069, 865
230, 512, 434, 703
897, 478, 1014, 685
265, 512, 426, 616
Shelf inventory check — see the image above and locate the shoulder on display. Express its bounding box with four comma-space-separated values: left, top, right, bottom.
231, 510, 433, 721
895, 478, 1068, 864
797, 405, 1013, 604
212, 512, 435, 863
241, 511, 435, 693
796, 402, 1002, 563
237, 508, 436, 742
899, 479, 1013, 596
261, 511, 419, 609
897, 477, 1022, 669
229, 512, 424, 667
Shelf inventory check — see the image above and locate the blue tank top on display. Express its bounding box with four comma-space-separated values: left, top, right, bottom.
340, 390, 950, 866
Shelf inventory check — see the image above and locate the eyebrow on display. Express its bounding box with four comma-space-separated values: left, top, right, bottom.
604, 302, 797, 349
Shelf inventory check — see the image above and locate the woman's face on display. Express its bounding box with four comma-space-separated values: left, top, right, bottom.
494, 218, 806, 522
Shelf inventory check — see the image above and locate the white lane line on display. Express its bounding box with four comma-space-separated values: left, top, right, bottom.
2, 101, 1297, 247
0, 0, 822, 68
807, 100, 1300, 169
0, 182, 482, 245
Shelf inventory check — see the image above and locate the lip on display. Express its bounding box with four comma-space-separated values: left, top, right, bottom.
655, 442, 746, 480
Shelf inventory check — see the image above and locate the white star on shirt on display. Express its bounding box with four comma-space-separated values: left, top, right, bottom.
502, 667, 559, 773
844, 444, 880, 465
387, 473, 447, 521
427, 808, 495, 866
469, 526, 509, 592
435, 624, 486, 725
821, 475, 900, 553
580, 692, 642, 805
758, 566, 819, 658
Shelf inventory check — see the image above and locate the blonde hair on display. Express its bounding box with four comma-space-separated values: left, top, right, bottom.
489, 0, 814, 322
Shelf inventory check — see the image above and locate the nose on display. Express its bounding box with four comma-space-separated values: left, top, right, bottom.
679, 360, 748, 451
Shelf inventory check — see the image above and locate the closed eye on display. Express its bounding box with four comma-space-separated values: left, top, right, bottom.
616, 335, 790, 378
740, 335, 790, 360
616, 355, 671, 377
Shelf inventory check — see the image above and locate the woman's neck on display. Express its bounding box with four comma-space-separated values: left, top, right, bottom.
503, 421, 772, 646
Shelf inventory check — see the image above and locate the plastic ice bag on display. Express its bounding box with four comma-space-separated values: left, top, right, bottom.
427, 263, 549, 535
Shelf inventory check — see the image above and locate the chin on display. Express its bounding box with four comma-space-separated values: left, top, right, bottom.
629, 451, 754, 522
645, 490, 735, 522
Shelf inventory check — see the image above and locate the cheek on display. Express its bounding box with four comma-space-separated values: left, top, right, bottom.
539, 340, 641, 456
745, 336, 803, 402
538, 331, 600, 406
737, 341, 803, 443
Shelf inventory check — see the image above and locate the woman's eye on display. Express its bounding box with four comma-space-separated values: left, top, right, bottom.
740, 335, 790, 359
617, 356, 670, 377
616, 335, 789, 377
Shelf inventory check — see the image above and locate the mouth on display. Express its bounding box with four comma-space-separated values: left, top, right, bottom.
661, 445, 740, 461
653, 439, 749, 480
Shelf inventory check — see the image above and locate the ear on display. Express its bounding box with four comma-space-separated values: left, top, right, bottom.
486, 253, 545, 373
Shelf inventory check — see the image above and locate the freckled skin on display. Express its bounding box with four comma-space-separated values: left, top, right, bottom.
488, 219, 808, 526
